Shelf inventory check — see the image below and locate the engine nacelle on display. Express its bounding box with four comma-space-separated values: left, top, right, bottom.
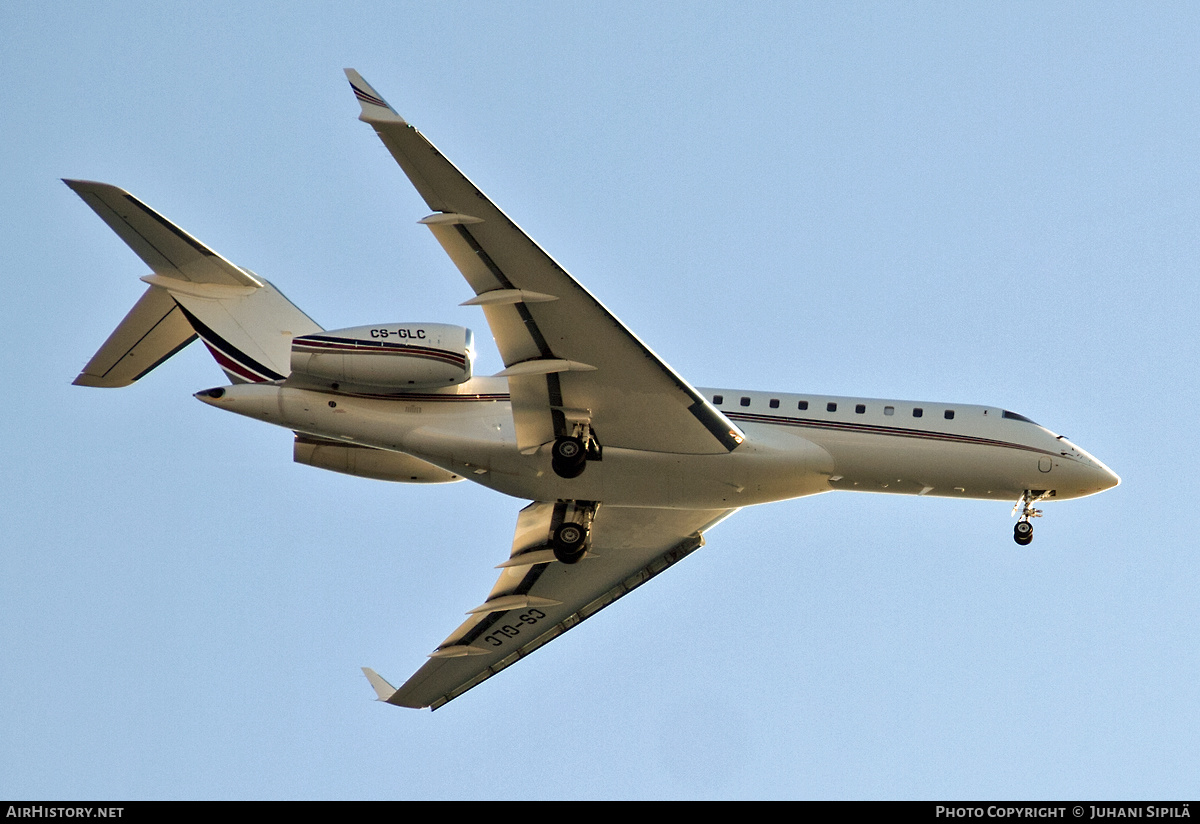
294, 435, 462, 484
290, 324, 474, 391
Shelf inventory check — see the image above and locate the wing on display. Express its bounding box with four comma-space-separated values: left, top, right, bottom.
365, 502, 737, 709
345, 70, 744, 455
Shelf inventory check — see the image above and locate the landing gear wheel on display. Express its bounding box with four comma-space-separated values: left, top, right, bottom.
552, 436, 588, 479
552, 522, 588, 564
1012, 490, 1049, 545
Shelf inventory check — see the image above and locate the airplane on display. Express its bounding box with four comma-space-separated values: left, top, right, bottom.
68, 69, 1119, 710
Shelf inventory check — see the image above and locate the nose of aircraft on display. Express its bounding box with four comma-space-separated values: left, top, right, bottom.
1092, 458, 1120, 492
1047, 433, 1119, 498
1068, 450, 1120, 497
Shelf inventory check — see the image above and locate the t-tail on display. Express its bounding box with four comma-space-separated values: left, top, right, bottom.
66, 180, 322, 387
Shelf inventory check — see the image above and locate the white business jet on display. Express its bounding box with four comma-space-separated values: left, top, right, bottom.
69, 70, 1118, 709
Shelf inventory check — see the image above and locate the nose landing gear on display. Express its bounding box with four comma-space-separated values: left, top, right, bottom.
1012, 490, 1051, 545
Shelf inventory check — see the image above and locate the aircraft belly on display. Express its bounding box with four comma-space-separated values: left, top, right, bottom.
204, 387, 838, 508
817, 432, 1046, 500
397, 430, 834, 509
475, 439, 834, 508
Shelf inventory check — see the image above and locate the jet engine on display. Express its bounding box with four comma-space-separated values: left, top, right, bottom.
294, 435, 462, 484
290, 324, 474, 391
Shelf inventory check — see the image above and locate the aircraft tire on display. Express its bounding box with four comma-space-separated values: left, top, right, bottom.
551, 436, 587, 478
552, 522, 587, 563
553, 545, 586, 564
1014, 521, 1034, 545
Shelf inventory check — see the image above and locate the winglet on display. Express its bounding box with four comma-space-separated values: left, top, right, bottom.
344, 69, 406, 124
361, 667, 399, 701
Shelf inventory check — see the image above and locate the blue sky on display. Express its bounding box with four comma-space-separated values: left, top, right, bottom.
3, 2, 1198, 799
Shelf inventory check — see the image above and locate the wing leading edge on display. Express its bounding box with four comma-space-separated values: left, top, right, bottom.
344, 69, 743, 455
367, 503, 738, 710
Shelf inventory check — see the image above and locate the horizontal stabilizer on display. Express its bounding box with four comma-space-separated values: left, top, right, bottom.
63, 180, 259, 287
74, 285, 197, 387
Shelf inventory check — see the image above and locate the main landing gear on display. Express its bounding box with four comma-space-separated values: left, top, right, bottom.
1012, 490, 1051, 545
551, 502, 596, 564
551, 436, 587, 478
552, 521, 587, 563
551, 421, 599, 479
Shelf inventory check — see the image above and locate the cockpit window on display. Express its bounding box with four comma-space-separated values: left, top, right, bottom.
1002, 410, 1038, 424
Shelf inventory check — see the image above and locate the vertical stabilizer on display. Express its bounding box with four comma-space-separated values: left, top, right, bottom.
67, 180, 322, 386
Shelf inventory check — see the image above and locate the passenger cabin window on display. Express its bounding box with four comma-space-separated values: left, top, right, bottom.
827, 402, 837, 412
855, 404, 866, 414
712, 395, 723, 405
913, 407, 923, 418
740, 397, 751, 407
884, 406, 895, 416
769, 399, 779, 409
944, 410, 955, 420
798, 400, 809, 411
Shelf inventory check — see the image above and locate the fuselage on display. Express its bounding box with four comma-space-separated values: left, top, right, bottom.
198, 376, 1118, 511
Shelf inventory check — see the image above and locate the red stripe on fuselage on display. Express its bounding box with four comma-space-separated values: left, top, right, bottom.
725, 410, 1056, 456
204, 342, 268, 383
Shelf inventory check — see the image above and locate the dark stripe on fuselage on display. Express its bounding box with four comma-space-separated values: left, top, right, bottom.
203, 343, 261, 383
325, 390, 509, 402
282, 387, 1051, 457
725, 410, 1057, 456
292, 336, 467, 367
176, 303, 286, 382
